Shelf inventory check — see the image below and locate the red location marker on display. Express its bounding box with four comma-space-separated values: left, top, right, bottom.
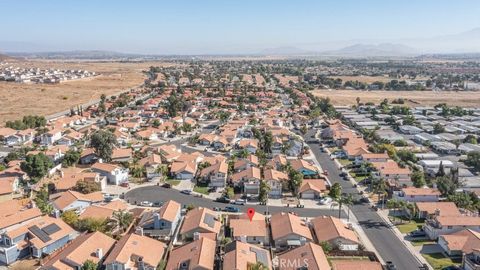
247, 208, 255, 222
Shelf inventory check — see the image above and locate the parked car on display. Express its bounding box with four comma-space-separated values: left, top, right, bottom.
161, 183, 171, 188
224, 206, 240, 212
213, 207, 222, 211
208, 187, 217, 193
409, 230, 426, 238
339, 172, 347, 177
120, 182, 130, 188
152, 201, 164, 207
180, 189, 192, 195
319, 197, 332, 205
215, 196, 231, 203
140, 201, 153, 207
385, 261, 397, 270
323, 170, 329, 176
232, 199, 246, 205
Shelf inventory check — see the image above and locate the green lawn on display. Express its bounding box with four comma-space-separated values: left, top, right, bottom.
411, 240, 436, 246
338, 159, 352, 166
350, 172, 368, 182
395, 220, 424, 234
166, 179, 181, 186
193, 186, 210, 195
422, 253, 460, 270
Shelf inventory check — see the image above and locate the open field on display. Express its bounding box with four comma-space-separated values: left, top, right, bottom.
328, 75, 431, 84
312, 89, 480, 107
0, 60, 175, 123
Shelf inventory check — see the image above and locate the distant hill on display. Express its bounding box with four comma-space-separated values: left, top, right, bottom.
0, 53, 16, 61
323, 43, 416, 57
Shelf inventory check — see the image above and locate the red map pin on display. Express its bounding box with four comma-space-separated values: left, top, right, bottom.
247, 208, 255, 222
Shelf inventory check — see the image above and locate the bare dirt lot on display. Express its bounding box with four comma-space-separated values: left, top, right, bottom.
0, 60, 173, 124
312, 89, 480, 107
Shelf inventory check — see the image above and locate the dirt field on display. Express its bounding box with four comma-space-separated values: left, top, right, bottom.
328, 75, 431, 84
312, 89, 480, 107
0, 61, 173, 123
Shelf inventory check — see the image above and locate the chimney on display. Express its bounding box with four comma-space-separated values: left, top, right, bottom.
193, 232, 200, 240
96, 248, 103, 258
434, 209, 441, 217
135, 227, 144, 236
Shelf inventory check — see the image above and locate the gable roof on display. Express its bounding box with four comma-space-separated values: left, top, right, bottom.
223, 241, 272, 270
311, 216, 359, 244
270, 212, 312, 241
277, 242, 330, 270
104, 233, 166, 268
180, 207, 221, 236
52, 190, 103, 211
165, 237, 216, 270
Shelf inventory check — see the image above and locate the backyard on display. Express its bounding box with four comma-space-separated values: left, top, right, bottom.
422, 253, 461, 270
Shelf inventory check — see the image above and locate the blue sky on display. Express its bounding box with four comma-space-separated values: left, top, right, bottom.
0, 0, 479, 54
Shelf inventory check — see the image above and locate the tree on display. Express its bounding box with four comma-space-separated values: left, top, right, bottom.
329, 183, 342, 200
356, 96, 361, 106
464, 135, 478, 145
98, 94, 107, 113
224, 187, 234, 199
436, 161, 446, 177
319, 241, 333, 253
288, 169, 303, 195
62, 149, 81, 167
90, 130, 116, 162
258, 180, 270, 203
372, 179, 388, 208
21, 153, 54, 182
108, 210, 133, 234
77, 217, 107, 233
249, 262, 268, 270
411, 170, 426, 188
338, 193, 353, 220
61, 210, 79, 226
433, 123, 445, 134
74, 181, 101, 194
35, 185, 54, 215
465, 151, 480, 171
436, 175, 461, 196
448, 192, 473, 210
81, 260, 98, 270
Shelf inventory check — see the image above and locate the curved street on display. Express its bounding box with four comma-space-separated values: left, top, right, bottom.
124, 185, 347, 218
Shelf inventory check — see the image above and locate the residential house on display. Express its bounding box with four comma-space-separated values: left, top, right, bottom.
423, 215, 480, 240
198, 160, 228, 187
311, 216, 360, 251
463, 248, 480, 270
138, 154, 162, 180
230, 167, 262, 195
270, 212, 313, 249
263, 169, 288, 198
415, 202, 461, 219
0, 216, 74, 265
165, 237, 216, 270
51, 190, 103, 213
40, 128, 63, 145
104, 233, 166, 270
276, 242, 331, 270
289, 159, 318, 176
238, 139, 259, 154
137, 200, 181, 240
393, 187, 441, 202
111, 148, 133, 163
223, 241, 272, 270
40, 231, 115, 270
0, 177, 21, 202
438, 229, 480, 256
229, 212, 268, 245
298, 179, 327, 199
179, 207, 221, 241
233, 155, 259, 172
91, 162, 129, 185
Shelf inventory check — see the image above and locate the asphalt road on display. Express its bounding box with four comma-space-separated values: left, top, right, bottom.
124, 185, 346, 218
305, 129, 423, 270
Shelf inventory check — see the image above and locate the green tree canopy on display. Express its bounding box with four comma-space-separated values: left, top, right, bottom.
21, 153, 54, 182
90, 130, 116, 162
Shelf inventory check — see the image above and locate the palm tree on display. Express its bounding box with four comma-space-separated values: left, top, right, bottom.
338, 194, 354, 221
109, 210, 133, 234
372, 178, 388, 209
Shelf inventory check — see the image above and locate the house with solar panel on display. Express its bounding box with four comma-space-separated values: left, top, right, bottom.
178, 207, 221, 241
0, 216, 74, 265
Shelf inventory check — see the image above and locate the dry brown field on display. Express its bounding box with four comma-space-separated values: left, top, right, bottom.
0, 60, 174, 123
312, 89, 480, 107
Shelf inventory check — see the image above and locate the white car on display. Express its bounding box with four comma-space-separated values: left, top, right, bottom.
319, 197, 333, 205
140, 201, 153, 207
233, 199, 246, 205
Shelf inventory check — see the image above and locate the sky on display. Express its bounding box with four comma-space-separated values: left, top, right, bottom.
0, 0, 479, 54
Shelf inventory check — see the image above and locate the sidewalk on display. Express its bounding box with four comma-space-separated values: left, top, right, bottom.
376, 209, 432, 269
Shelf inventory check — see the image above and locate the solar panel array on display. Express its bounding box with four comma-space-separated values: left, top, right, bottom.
28, 225, 51, 243
203, 213, 215, 228
250, 247, 269, 266
42, 223, 61, 235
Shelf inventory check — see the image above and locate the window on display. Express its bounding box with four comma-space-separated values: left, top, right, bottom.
447, 226, 452, 229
